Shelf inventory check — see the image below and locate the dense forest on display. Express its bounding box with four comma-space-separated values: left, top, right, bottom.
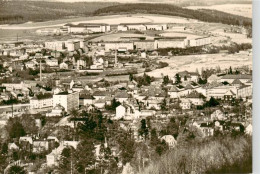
94, 3, 252, 27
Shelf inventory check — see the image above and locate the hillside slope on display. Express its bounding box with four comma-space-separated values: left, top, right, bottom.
93, 3, 251, 27
140, 135, 252, 174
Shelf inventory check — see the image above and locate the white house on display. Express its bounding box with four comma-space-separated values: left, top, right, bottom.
8, 143, 19, 150
245, 123, 252, 135
33, 140, 49, 153
46, 141, 79, 167
30, 93, 53, 109
19, 136, 33, 144
161, 135, 177, 148
46, 59, 58, 67
115, 104, 139, 120
186, 91, 205, 106
210, 110, 225, 120
59, 62, 69, 69
180, 98, 191, 110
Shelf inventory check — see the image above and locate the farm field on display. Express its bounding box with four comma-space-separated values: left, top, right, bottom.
145, 51, 252, 78
186, 4, 252, 18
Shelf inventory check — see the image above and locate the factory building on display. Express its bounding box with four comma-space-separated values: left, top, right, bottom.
134, 40, 156, 50
65, 23, 111, 33
145, 24, 168, 30
188, 37, 211, 47
118, 23, 168, 31
45, 41, 66, 51
155, 37, 187, 49
104, 42, 134, 51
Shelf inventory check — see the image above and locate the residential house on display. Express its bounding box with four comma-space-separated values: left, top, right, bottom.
79, 94, 94, 106
206, 86, 237, 100
46, 141, 79, 167
168, 86, 179, 99
8, 143, 19, 151
59, 62, 69, 69
19, 136, 33, 145
173, 71, 200, 83
46, 58, 58, 67
207, 74, 221, 84
161, 135, 177, 148
93, 91, 111, 100
115, 104, 139, 120
211, 110, 225, 120
231, 79, 244, 87
245, 123, 252, 135
200, 122, 214, 137
180, 98, 191, 110
186, 91, 205, 106
237, 85, 252, 99
33, 140, 49, 153
30, 93, 53, 109
115, 92, 129, 103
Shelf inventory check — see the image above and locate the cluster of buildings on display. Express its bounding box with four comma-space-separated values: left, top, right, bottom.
33, 22, 211, 49
101, 36, 211, 52
0, 22, 251, 172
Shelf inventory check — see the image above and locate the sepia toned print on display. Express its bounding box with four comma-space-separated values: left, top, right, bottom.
0, 0, 252, 173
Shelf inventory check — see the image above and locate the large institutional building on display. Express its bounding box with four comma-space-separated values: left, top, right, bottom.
53, 91, 79, 112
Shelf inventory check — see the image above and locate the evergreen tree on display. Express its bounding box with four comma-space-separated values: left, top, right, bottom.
129, 73, 134, 81
138, 119, 149, 140
1, 142, 8, 155
229, 66, 233, 74
163, 75, 169, 85
175, 73, 181, 84
59, 147, 73, 172
74, 139, 96, 173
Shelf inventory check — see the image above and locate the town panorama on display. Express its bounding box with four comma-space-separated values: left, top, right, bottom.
0, 0, 252, 173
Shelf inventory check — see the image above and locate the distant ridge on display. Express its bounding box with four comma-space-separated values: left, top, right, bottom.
2, 0, 252, 6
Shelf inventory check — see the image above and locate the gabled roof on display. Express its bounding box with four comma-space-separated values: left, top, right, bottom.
225, 90, 236, 96
186, 91, 205, 99
115, 92, 129, 98
200, 122, 214, 128
93, 91, 110, 96
232, 79, 243, 85
221, 74, 252, 80
79, 94, 94, 100
185, 84, 194, 90
168, 86, 179, 92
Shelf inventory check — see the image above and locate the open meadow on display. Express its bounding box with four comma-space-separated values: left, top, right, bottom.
145, 51, 252, 77
0, 14, 199, 30
186, 4, 252, 18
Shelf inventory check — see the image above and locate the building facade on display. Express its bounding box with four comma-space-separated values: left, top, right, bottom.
53, 91, 79, 112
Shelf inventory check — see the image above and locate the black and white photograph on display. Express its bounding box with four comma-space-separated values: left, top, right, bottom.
0, 0, 253, 173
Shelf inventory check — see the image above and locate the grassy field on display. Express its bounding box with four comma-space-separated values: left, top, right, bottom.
0, 14, 198, 29
145, 51, 252, 77
186, 4, 252, 18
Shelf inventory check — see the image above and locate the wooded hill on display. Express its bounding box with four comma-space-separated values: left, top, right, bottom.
0, 2, 251, 28
94, 3, 252, 27
0, 1, 118, 24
